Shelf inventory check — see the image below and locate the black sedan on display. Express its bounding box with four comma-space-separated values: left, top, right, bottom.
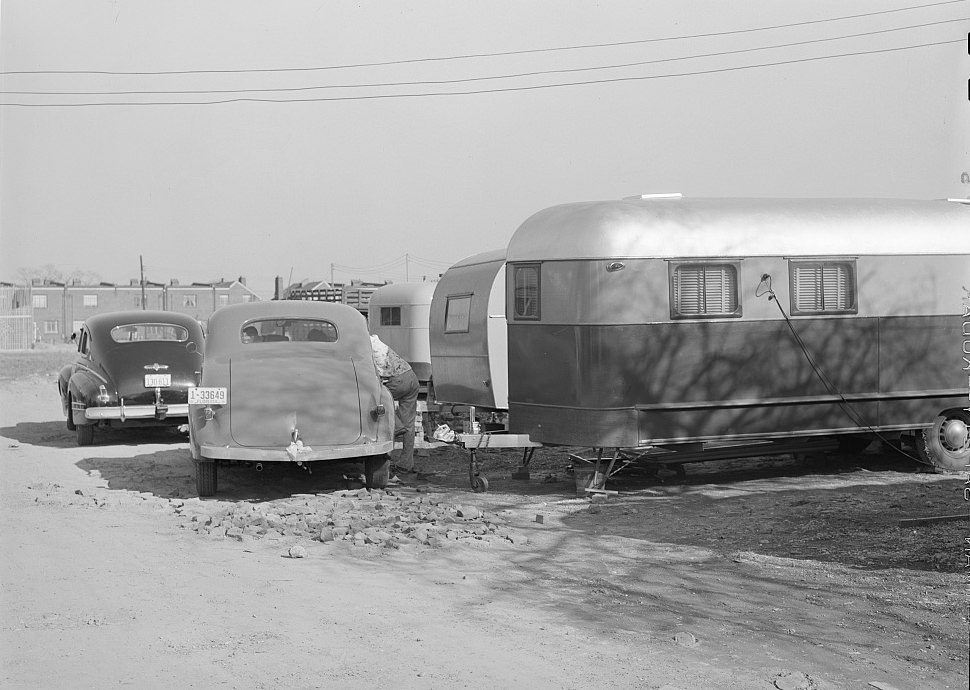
57, 310, 204, 446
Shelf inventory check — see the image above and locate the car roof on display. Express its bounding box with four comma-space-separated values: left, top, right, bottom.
205, 301, 372, 357
83, 310, 204, 335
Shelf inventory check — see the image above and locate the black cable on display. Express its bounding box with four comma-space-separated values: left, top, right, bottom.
0, 37, 960, 107
4, 19, 965, 97
755, 274, 934, 467
1, 0, 964, 76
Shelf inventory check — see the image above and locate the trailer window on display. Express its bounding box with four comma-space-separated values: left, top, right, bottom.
512, 264, 540, 320
444, 295, 471, 333
380, 307, 401, 326
670, 263, 740, 319
789, 261, 857, 315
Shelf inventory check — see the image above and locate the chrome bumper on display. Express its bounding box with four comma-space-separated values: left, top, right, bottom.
85, 404, 189, 421
198, 439, 393, 461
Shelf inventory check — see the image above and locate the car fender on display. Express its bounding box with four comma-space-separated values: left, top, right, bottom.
68, 366, 109, 422
57, 364, 73, 416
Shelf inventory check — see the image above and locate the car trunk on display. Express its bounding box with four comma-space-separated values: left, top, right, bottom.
228, 354, 363, 447
102, 343, 199, 405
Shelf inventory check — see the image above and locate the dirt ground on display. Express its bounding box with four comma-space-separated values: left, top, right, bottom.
1, 349, 968, 690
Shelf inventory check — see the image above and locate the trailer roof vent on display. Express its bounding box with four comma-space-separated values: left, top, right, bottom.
623, 192, 683, 200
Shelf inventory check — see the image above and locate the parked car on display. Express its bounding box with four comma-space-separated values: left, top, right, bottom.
188, 301, 394, 496
58, 311, 205, 446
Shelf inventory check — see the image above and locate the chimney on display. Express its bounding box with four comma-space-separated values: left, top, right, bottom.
170, 278, 179, 286
238, 276, 246, 286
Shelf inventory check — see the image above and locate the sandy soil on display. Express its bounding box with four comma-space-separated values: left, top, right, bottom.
1, 350, 967, 690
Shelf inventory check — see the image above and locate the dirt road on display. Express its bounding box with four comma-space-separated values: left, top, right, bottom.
1, 351, 967, 689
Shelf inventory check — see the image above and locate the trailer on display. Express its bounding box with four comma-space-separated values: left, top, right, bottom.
429, 196, 970, 491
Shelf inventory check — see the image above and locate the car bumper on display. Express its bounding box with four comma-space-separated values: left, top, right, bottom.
197, 439, 394, 462
85, 403, 189, 421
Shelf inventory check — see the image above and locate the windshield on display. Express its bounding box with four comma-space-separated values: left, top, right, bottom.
241, 319, 338, 344
110, 323, 189, 343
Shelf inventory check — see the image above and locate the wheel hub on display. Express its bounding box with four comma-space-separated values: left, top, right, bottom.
940, 417, 969, 452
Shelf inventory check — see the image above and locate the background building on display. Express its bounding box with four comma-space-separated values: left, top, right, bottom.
274, 277, 388, 316
4, 276, 259, 348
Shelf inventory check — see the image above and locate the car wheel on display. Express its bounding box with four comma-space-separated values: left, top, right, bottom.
66, 394, 76, 431
916, 409, 970, 473
364, 454, 390, 490
76, 423, 94, 446
195, 461, 217, 497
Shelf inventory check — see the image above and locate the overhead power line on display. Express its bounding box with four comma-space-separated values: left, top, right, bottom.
0, 38, 961, 107
3, 19, 963, 97
0, 0, 964, 76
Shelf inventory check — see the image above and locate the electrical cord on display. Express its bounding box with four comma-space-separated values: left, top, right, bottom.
755, 273, 934, 467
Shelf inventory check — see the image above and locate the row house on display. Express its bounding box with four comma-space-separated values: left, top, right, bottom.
29, 277, 260, 345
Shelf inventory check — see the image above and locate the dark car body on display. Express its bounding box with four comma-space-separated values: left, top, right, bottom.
187, 301, 394, 496
57, 310, 205, 446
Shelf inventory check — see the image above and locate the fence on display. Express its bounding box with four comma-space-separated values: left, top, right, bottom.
0, 285, 33, 350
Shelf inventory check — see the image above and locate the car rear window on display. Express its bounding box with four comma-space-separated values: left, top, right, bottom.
241, 319, 338, 344
110, 324, 190, 343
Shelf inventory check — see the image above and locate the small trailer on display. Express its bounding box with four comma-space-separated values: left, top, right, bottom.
428, 196, 970, 491
367, 282, 437, 384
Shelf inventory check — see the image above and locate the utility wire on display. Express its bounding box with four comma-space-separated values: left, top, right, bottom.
0, 38, 960, 107
1, 0, 963, 76
4, 19, 963, 97
755, 274, 937, 468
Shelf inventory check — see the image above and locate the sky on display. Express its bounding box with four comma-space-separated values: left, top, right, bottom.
1, 0, 967, 300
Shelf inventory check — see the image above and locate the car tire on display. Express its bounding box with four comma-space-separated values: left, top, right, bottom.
364, 454, 390, 490
66, 394, 76, 431
76, 423, 94, 446
195, 461, 217, 497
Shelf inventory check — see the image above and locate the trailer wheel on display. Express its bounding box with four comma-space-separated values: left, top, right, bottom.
196, 461, 217, 497
364, 454, 390, 490
76, 423, 94, 446
471, 474, 489, 493
916, 409, 970, 473
66, 395, 76, 431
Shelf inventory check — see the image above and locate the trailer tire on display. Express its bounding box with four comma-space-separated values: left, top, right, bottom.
196, 461, 217, 497
916, 409, 970, 473
471, 474, 489, 493
364, 454, 390, 490
76, 423, 94, 446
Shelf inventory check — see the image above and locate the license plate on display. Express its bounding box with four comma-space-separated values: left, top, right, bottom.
189, 387, 227, 405
144, 374, 171, 388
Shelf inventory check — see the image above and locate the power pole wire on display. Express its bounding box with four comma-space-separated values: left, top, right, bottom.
0, 38, 961, 107
3, 19, 964, 97
1, 0, 963, 76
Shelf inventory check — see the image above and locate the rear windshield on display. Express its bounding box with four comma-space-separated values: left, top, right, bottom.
241, 319, 338, 344
110, 324, 189, 343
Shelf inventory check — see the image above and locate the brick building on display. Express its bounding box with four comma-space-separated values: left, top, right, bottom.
28, 277, 260, 345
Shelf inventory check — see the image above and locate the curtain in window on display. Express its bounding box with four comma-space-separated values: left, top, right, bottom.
513, 265, 539, 319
